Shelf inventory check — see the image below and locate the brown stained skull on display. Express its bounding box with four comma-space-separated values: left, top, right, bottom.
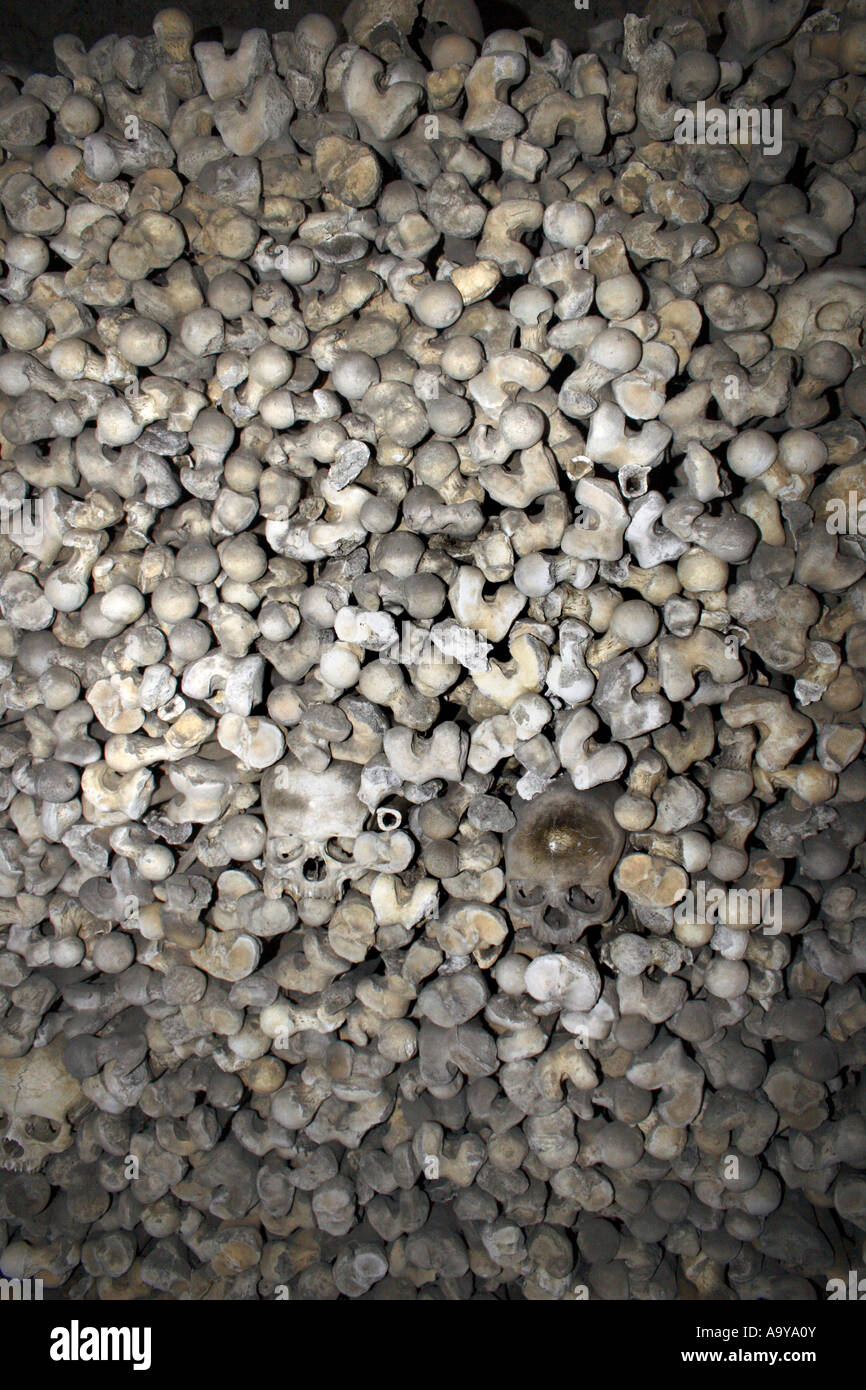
260, 754, 370, 925
504, 777, 625, 944
0, 1039, 84, 1173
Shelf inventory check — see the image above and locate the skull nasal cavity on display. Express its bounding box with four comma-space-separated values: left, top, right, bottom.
303, 856, 327, 882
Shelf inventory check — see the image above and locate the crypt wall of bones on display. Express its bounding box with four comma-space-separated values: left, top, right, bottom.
0, 0, 866, 1301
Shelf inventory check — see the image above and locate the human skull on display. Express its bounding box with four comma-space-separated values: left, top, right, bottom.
260, 755, 370, 924
503, 777, 625, 944
0, 1039, 84, 1172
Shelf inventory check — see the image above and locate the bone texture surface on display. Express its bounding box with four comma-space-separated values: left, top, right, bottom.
0, 0, 866, 1301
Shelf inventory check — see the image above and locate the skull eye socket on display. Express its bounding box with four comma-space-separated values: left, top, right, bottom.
511, 882, 545, 907
326, 838, 355, 864
273, 839, 303, 861
26, 1117, 61, 1142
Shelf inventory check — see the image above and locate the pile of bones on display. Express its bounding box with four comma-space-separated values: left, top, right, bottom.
2, 0, 866, 1301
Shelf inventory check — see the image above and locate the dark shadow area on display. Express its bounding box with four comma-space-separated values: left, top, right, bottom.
0, 0, 633, 73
